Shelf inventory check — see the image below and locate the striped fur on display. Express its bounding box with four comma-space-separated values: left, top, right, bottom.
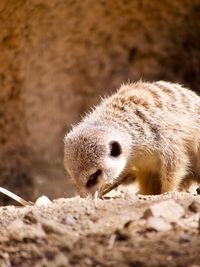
64, 81, 200, 196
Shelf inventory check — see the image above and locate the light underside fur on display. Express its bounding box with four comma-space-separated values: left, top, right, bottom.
64, 81, 200, 196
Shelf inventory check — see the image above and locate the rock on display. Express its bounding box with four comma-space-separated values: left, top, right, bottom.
7, 219, 46, 241
35, 195, 52, 206
146, 217, 172, 232
62, 215, 77, 225
188, 201, 199, 213
143, 200, 185, 223
179, 233, 192, 243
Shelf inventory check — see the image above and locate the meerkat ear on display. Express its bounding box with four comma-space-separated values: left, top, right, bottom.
109, 141, 122, 157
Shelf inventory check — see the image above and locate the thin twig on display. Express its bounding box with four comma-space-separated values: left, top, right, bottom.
0, 187, 34, 206
102, 175, 128, 196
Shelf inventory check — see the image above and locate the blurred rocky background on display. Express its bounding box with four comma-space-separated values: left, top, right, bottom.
0, 0, 200, 203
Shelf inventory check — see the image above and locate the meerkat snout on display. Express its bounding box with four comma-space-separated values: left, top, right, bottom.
86, 141, 122, 189
64, 124, 131, 197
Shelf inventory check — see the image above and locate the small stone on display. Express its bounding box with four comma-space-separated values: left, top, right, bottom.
179, 233, 192, 243
188, 201, 199, 213
146, 217, 172, 232
143, 199, 185, 223
62, 215, 77, 225
35, 195, 52, 206
41, 219, 67, 235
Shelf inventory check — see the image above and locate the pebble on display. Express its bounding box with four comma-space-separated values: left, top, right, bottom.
146, 217, 172, 232
41, 219, 64, 235
143, 199, 185, 223
35, 195, 52, 206
62, 215, 77, 225
179, 233, 192, 243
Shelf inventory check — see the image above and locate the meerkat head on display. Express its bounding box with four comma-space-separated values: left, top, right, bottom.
64, 123, 131, 197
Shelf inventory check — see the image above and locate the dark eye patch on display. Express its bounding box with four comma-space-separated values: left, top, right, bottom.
110, 141, 122, 157
86, 169, 102, 188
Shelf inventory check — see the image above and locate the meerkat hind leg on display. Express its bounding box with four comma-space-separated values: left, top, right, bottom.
180, 148, 200, 191
138, 157, 189, 195
160, 159, 189, 193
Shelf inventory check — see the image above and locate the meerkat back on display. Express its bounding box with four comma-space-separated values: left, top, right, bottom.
64, 81, 200, 197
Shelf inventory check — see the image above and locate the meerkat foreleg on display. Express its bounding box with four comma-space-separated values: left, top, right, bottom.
137, 171, 161, 195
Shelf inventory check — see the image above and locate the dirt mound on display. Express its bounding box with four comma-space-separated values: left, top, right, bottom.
0, 191, 199, 267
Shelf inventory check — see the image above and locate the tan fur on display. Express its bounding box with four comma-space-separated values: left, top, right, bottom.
64, 81, 200, 197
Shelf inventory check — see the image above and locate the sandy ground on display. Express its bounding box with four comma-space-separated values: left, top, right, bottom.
0, 189, 200, 267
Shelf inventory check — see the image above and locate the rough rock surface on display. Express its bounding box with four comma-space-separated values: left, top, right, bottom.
0, 0, 200, 201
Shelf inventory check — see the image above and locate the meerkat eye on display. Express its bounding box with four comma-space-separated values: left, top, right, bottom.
86, 169, 102, 188
109, 141, 122, 157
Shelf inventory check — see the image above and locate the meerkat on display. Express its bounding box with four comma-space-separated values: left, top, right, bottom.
64, 81, 200, 197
